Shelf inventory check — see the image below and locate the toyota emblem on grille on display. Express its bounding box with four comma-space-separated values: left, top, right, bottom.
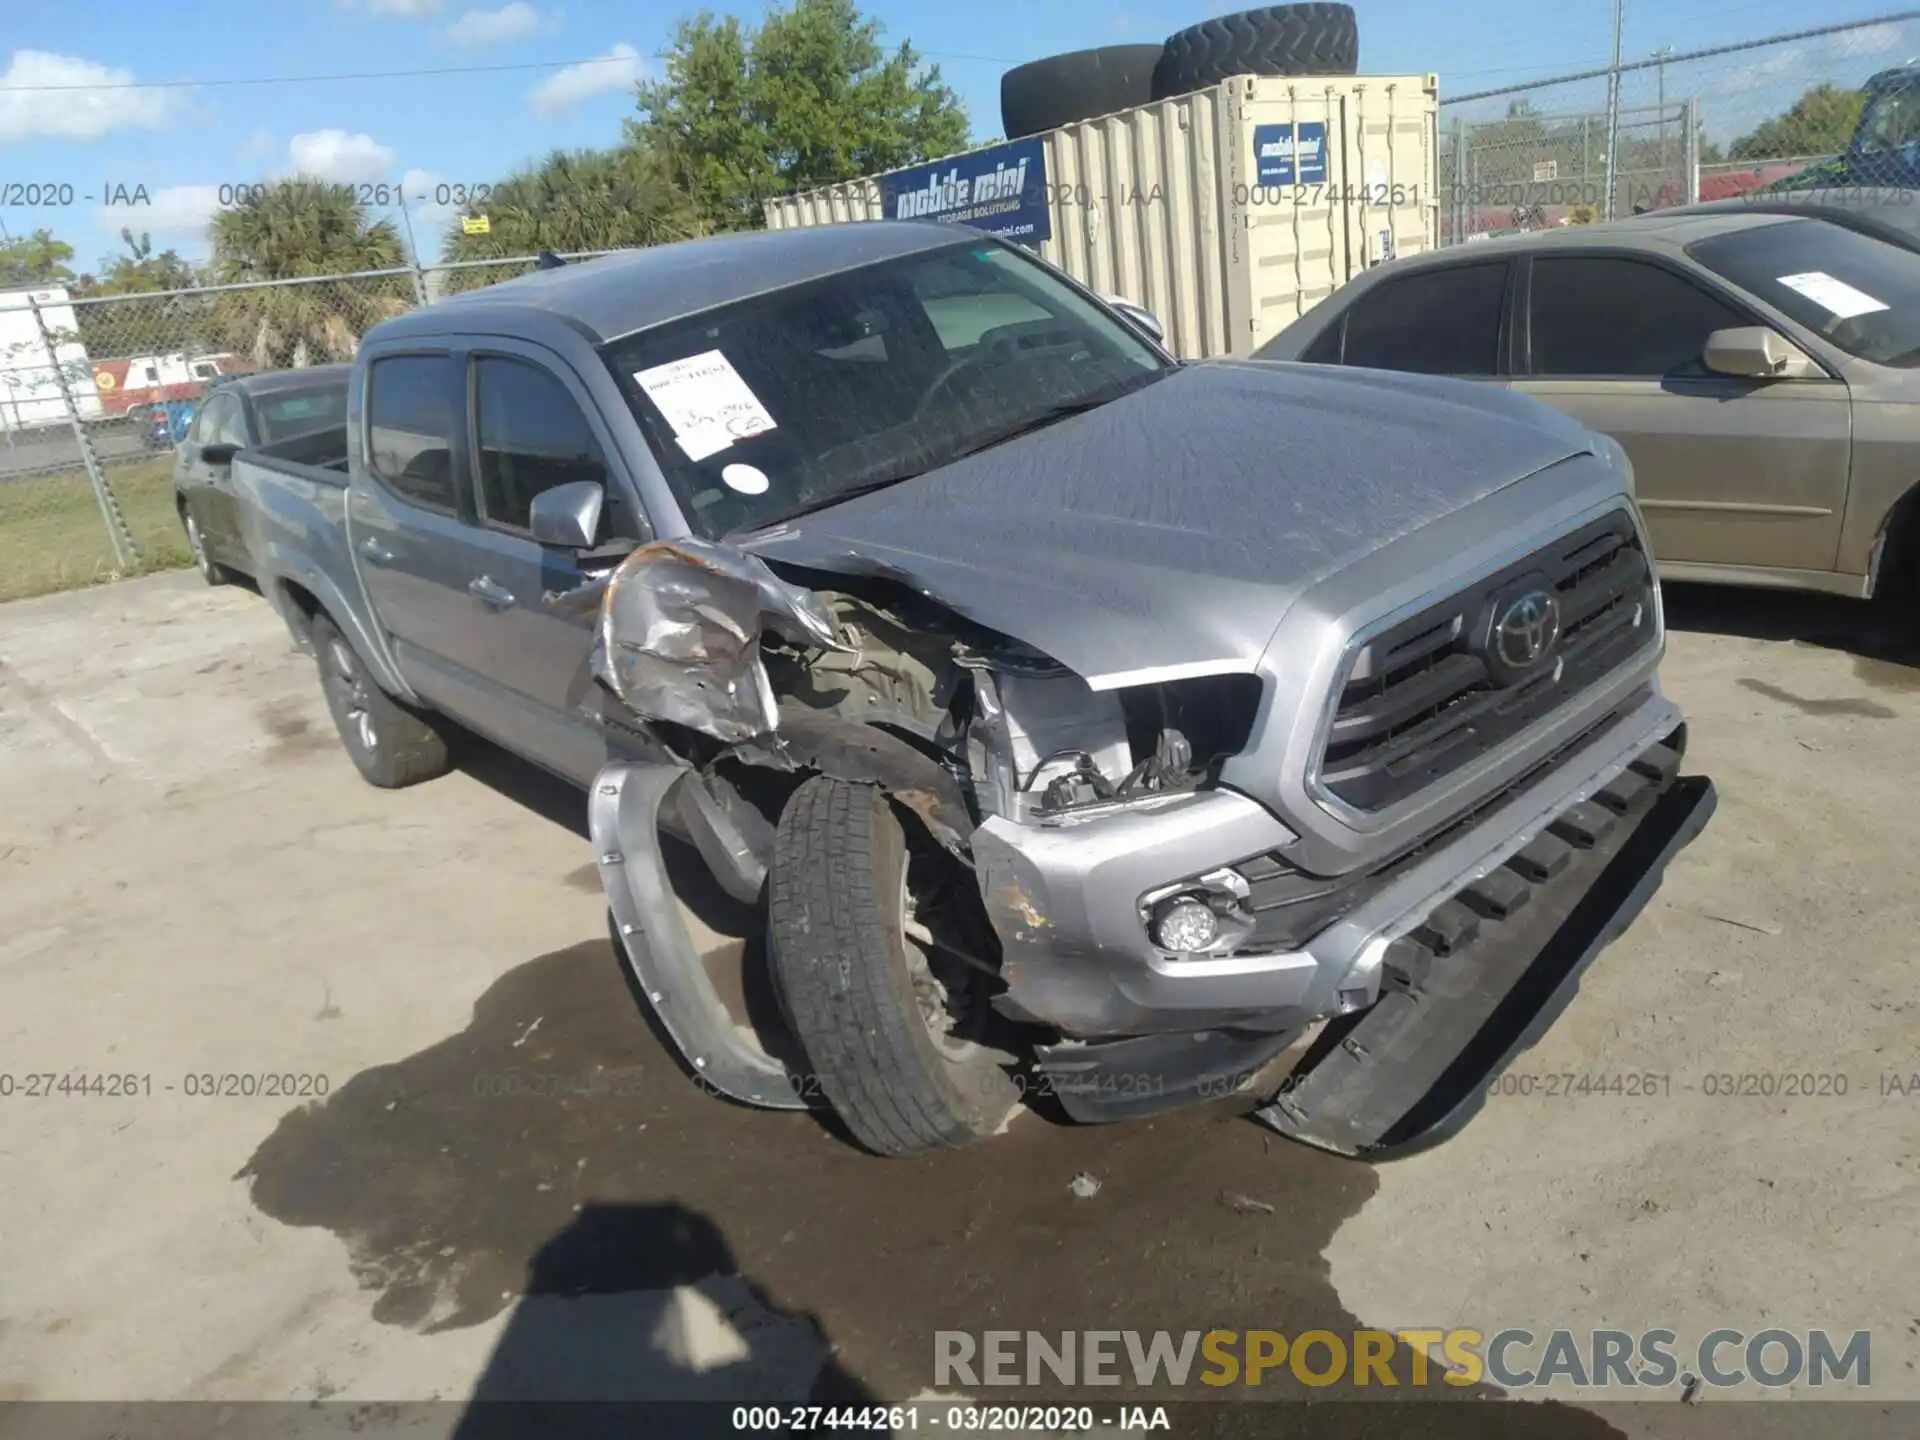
1495, 590, 1561, 669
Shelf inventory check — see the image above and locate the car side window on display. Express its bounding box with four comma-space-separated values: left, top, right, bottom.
1299, 318, 1345, 364
470, 357, 611, 533
366, 355, 458, 512
1340, 262, 1508, 376
186, 397, 219, 445
1530, 256, 1749, 378
210, 396, 249, 447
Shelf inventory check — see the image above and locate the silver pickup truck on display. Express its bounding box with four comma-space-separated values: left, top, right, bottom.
235, 222, 1715, 1159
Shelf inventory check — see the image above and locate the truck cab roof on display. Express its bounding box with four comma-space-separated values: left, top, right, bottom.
384, 221, 975, 348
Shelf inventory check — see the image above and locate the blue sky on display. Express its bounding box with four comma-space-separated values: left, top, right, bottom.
0, 0, 1911, 269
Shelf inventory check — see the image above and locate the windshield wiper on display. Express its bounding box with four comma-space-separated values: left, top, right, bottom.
744, 469, 933, 531
741, 371, 1165, 533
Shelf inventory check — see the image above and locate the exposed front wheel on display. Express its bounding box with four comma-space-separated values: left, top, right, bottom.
767, 776, 1020, 1156
310, 613, 451, 789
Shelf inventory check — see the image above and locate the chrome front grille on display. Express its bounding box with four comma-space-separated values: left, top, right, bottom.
1316, 510, 1655, 813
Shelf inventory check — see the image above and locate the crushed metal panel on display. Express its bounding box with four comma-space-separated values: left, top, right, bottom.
553, 538, 849, 746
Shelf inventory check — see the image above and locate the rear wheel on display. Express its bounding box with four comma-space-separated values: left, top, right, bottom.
310, 613, 451, 788
767, 776, 1019, 1156
182, 507, 233, 587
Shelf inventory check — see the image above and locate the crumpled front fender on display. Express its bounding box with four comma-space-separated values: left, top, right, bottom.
588, 759, 805, 1110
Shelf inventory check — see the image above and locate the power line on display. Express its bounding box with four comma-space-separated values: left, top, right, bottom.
0, 47, 1017, 94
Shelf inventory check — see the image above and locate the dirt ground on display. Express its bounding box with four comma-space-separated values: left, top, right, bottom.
0, 571, 1916, 1438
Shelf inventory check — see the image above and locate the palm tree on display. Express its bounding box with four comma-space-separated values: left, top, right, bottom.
435, 146, 702, 293
210, 180, 411, 368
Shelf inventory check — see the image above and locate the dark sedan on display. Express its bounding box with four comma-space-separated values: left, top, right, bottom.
174, 365, 350, 585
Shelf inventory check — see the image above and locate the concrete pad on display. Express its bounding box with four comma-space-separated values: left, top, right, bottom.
0, 572, 1912, 1438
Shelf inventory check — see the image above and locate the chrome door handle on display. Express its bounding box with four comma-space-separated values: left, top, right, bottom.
359, 536, 393, 565
468, 575, 516, 608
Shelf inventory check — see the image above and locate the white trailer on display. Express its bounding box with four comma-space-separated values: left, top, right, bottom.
765, 73, 1441, 360
0, 286, 104, 431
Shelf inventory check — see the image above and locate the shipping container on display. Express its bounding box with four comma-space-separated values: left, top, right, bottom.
763, 72, 1440, 360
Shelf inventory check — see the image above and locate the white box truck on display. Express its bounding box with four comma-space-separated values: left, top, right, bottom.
764, 72, 1440, 359
0, 287, 104, 431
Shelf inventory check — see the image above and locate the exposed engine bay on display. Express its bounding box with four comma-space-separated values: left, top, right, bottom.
559, 537, 1262, 841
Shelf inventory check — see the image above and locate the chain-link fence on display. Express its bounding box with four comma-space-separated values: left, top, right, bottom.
1440, 11, 1920, 242
0, 251, 619, 603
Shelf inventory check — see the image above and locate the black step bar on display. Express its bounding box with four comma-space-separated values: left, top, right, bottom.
1255, 741, 1715, 1160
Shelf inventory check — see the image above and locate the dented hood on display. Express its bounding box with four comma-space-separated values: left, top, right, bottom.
739, 360, 1599, 689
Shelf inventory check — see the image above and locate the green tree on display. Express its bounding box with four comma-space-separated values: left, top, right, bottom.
0, 228, 78, 288
209, 180, 410, 368
77, 229, 201, 296
436, 146, 703, 291
1729, 83, 1866, 161
632, 0, 969, 231
72, 230, 214, 361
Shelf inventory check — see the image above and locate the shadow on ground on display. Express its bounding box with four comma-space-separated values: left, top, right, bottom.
1661, 582, 1920, 695
235, 918, 1627, 1437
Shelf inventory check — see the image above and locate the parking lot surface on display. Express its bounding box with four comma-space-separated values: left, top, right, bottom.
1, 572, 1916, 1435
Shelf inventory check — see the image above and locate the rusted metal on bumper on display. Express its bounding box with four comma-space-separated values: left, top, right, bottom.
588, 760, 805, 1111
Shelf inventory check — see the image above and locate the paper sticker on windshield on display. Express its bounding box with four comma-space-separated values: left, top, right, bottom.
1777, 271, 1889, 321
633, 350, 776, 462
721, 463, 770, 495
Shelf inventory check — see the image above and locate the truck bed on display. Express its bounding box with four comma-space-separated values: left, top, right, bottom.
231, 424, 362, 653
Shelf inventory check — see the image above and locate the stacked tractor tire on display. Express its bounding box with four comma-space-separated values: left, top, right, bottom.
999, 4, 1360, 140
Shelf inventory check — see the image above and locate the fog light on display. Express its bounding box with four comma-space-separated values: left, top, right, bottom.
1152, 897, 1219, 953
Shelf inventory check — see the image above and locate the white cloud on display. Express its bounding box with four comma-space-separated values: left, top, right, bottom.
107, 184, 223, 240
237, 127, 275, 162
445, 3, 547, 48
400, 167, 462, 227
0, 50, 179, 143
528, 42, 642, 116
286, 129, 398, 183
1835, 21, 1905, 59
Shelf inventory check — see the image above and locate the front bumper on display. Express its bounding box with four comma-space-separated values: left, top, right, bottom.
971, 685, 1694, 1039
1256, 763, 1715, 1158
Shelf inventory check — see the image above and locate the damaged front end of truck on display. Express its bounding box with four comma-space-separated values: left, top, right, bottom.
575, 476, 1715, 1159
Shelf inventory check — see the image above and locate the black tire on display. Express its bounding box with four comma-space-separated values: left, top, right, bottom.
181, 504, 234, 587
1151, 4, 1359, 100
767, 776, 1019, 1156
309, 613, 451, 789
1000, 44, 1165, 139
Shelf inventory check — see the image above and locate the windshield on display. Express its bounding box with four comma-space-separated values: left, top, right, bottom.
255, 383, 350, 443
1688, 218, 1920, 367
1855, 84, 1920, 155
600, 239, 1171, 538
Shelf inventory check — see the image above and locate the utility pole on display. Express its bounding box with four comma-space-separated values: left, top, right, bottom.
1654, 45, 1673, 193
1603, 0, 1625, 219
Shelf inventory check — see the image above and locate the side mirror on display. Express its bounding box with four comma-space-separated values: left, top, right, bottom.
1101, 293, 1166, 345
529, 480, 605, 549
199, 442, 239, 466
1703, 326, 1820, 380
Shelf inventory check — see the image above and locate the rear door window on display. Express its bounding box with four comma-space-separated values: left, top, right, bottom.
1340, 262, 1509, 376
366, 355, 459, 512
256, 385, 349, 443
